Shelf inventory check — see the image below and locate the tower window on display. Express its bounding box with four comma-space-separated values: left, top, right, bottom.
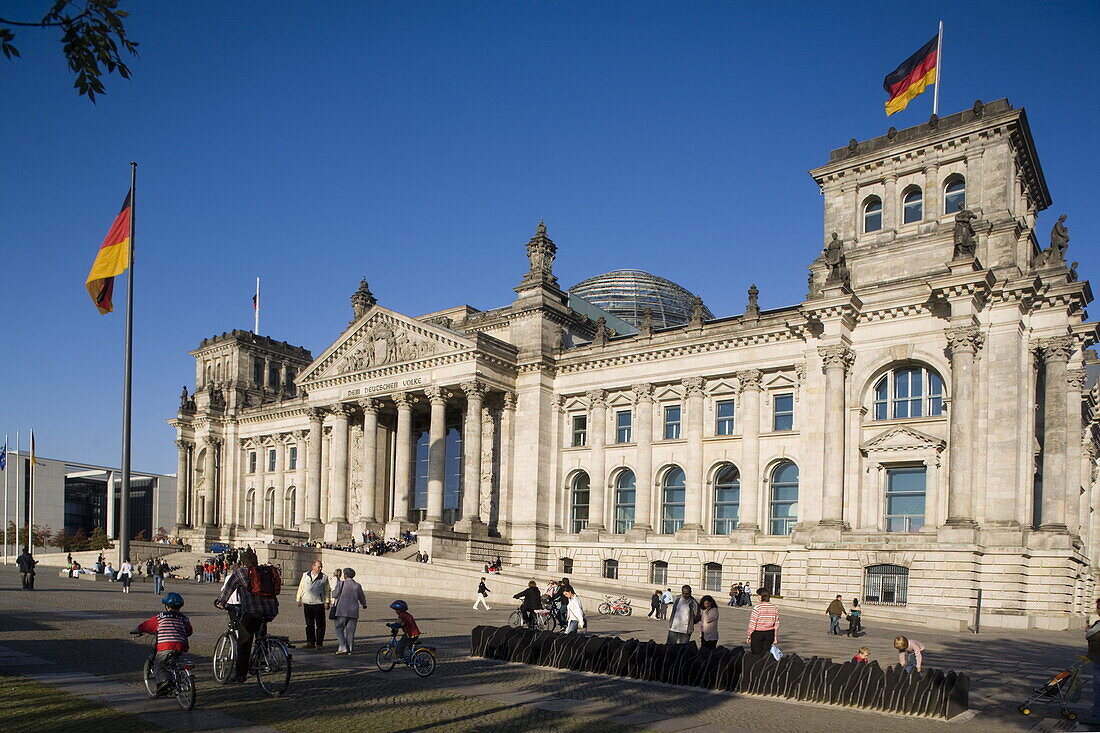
902, 188, 923, 224
863, 197, 882, 233
944, 177, 965, 214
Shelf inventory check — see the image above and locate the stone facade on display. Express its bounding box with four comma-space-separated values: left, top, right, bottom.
171, 100, 1099, 630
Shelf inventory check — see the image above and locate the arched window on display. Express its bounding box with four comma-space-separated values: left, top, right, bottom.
864, 564, 910, 605
603, 558, 619, 580
863, 197, 882, 233
285, 486, 297, 525
768, 461, 799, 536
712, 464, 740, 534
761, 564, 782, 597
614, 470, 637, 534
570, 473, 590, 533
650, 560, 668, 585
944, 176, 965, 214
264, 488, 276, 528
560, 557, 574, 575
661, 467, 686, 534
703, 562, 723, 592
245, 488, 256, 527
872, 366, 945, 420
902, 187, 923, 224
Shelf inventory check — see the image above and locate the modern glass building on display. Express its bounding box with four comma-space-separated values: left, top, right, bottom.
568, 269, 714, 330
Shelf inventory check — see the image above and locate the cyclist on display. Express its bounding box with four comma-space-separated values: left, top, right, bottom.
386, 600, 420, 660
513, 580, 543, 629
132, 593, 193, 694
215, 549, 280, 683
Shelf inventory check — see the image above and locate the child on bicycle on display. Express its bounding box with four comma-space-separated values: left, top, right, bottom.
387, 600, 420, 660
133, 593, 193, 693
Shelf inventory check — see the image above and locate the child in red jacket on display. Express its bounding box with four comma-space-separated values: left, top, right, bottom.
133, 593, 193, 692
386, 599, 420, 659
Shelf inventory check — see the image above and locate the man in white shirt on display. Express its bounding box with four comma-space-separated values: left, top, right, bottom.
295, 560, 331, 649
667, 585, 700, 644
563, 587, 586, 634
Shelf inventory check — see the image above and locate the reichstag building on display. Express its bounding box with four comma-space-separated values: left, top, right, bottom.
171, 99, 1096, 630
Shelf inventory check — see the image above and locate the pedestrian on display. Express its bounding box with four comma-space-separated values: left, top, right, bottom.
214, 549, 281, 684
16, 547, 37, 590
474, 577, 492, 610
513, 580, 543, 629
648, 590, 662, 618
699, 595, 719, 648
329, 567, 343, 597
119, 557, 135, 593
847, 598, 862, 637
152, 560, 166, 595
1084, 598, 1100, 726
193, 562, 203, 583
331, 567, 368, 655
563, 587, 586, 634
295, 560, 331, 649
660, 588, 674, 619
745, 588, 780, 656
728, 583, 739, 607
826, 594, 846, 635
894, 635, 925, 673
742, 580, 754, 607
666, 585, 700, 644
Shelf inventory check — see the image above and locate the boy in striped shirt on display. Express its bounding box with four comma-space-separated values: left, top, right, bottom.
133, 592, 193, 693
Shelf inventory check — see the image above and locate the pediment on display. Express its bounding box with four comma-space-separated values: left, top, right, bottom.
861, 425, 945, 454
298, 306, 476, 383
607, 392, 633, 407
764, 373, 796, 390
706, 379, 738, 396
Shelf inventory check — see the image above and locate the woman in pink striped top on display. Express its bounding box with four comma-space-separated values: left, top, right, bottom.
745, 588, 780, 656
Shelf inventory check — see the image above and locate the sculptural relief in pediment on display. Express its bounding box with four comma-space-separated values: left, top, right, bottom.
335, 314, 456, 375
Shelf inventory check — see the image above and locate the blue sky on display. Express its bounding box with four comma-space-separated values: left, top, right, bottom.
2, 0, 1098, 474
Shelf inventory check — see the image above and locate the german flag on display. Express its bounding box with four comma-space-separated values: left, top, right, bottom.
884, 34, 939, 116
85, 191, 132, 314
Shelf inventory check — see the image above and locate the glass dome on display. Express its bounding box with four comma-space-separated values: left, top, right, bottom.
568, 269, 713, 330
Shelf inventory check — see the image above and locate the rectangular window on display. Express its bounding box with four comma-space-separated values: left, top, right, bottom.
772, 394, 794, 431
267, 449, 276, 472
571, 415, 588, 447
252, 358, 264, 386
893, 368, 923, 419
651, 563, 668, 586
663, 405, 682, 440
248, 451, 256, 473
703, 564, 723, 593
715, 400, 736, 436
885, 466, 926, 532
288, 446, 297, 470
268, 364, 281, 391
615, 410, 632, 443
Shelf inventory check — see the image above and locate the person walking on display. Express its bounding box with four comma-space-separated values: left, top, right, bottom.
699, 595, 720, 648
826, 595, 846, 635
563, 587, 586, 634
648, 590, 662, 619
847, 598, 863, 637
331, 567, 368, 655
119, 557, 135, 593
16, 548, 37, 590
296, 560, 331, 649
660, 588, 674, 620
152, 559, 166, 595
666, 585, 701, 644
473, 577, 491, 610
745, 588, 780, 656
513, 580, 543, 629
728, 583, 740, 608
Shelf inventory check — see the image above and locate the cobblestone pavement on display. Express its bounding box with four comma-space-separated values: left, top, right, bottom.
0, 566, 1091, 732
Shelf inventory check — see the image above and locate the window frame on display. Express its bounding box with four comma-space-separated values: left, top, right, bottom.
902, 187, 923, 224
571, 414, 588, 447
884, 465, 927, 533
615, 409, 633, 444
663, 404, 682, 440
863, 196, 883, 233
768, 461, 799, 536
661, 466, 686, 534
560, 557, 574, 575
650, 560, 668, 586
772, 393, 794, 432
943, 176, 965, 215
267, 448, 276, 472
872, 366, 945, 421
603, 558, 619, 580
715, 399, 736, 436
613, 470, 637, 534
863, 564, 910, 605
570, 473, 590, 533
761, 564, 782, 597
712, 464, 740, 535
703, 562, 723, 593
288, 446, 297, 471
248, 451, 257, 474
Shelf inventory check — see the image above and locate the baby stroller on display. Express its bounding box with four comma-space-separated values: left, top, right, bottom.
1017, 656, 1086, 720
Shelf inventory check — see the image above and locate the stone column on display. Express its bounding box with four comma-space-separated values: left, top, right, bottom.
1038, 336, 1074, 531
681, 377, 706, 533
499, 392, 516, 535
736, 370, 762, 532
328, 404, 352, 527
818, 345, 854, 527
924, 163, 941, 218
586, 389, 608, 532
390, 392, 415, 525
944, 326, 983, 527
358, 399, 381, 524
201, 439, 217, 526
305, 408, 324, 526
1066, 369, 1088, 536
294, 430, 307, 526
631, 383, 655, 532
273, 437, 286, 529
424, 386, 450, 527
883, 173, 897, 232
175, 440, 189, 528
456, 381, 487, 533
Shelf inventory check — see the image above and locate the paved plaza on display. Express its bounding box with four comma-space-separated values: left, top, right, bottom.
0, 565, 1092, 732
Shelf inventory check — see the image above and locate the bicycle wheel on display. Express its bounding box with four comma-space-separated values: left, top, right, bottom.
507, 610, 523, 628
212, 633, 237, 684
255, 639, 292, 696
410, 649, 436, 678
622, 605, 633, 617
174, 668, 196, 711
375, 645, 396, 672
142, 657, 158, 698
597, 602, 611, 615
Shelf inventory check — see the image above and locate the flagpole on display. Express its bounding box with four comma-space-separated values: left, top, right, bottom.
3, 434, 8, 564
13, 431, 19, 554
119, 162, 136, 567
933, 20, 943, 116
28, 431, 34, 555
254, 277, 260, 334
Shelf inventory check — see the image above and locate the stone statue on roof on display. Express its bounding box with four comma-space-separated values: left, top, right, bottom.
823, 233, 849, 287
952, 209, 978, 260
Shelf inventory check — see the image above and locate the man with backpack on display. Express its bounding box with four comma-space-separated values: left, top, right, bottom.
215, 549, 280, 683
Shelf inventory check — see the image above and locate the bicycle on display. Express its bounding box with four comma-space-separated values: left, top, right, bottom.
375, 627, 436, 677
212, 607, 293, 696
131, 631, 196, 710
598, 595, 633, 616
508, 607, 559, 632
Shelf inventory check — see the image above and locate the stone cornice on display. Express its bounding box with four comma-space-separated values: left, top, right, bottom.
557, 329, 803, 374
239, 407, 313, 426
